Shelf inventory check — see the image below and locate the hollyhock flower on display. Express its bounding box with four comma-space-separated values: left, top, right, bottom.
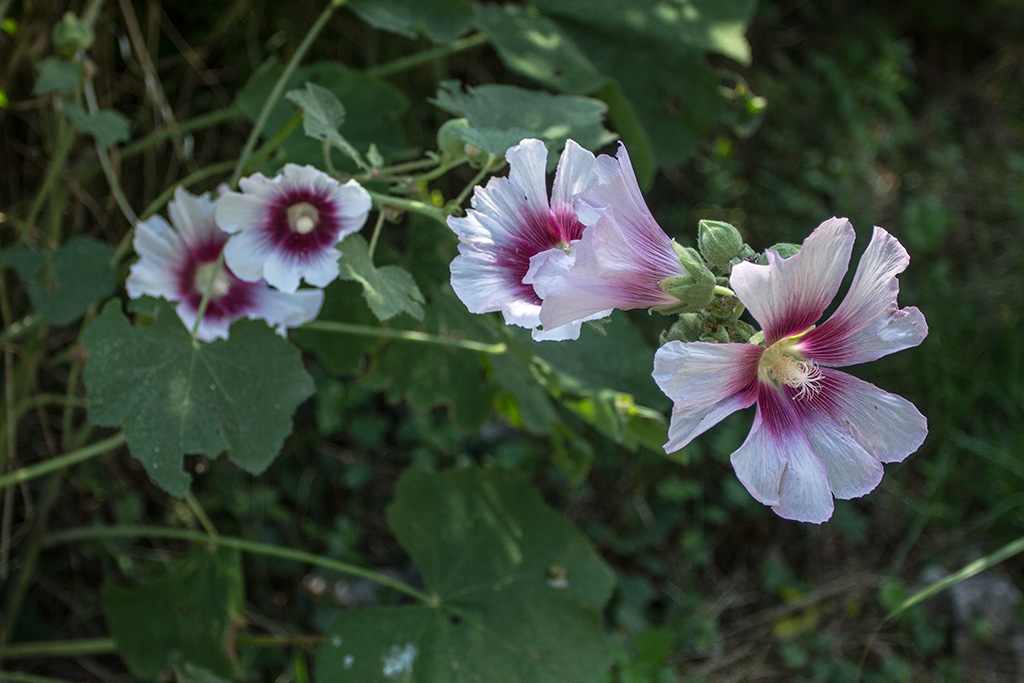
446, 138, 612, 341
652, 218, 928, 523
215, 164, 371, 294
528, 143, 695, 331
127, 186, 324, 342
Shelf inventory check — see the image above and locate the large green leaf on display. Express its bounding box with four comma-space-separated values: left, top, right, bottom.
292, 279, 382, 375
432, 81, 616, 161
103, 547, 244, 681
475, 4, 605, 94
317, 467, 616, 682
0, 237, 115, 326
534, 0, 756, 64
82, 299, 314, 496
347, 0, 475, 43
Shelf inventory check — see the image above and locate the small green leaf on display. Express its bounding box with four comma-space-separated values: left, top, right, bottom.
338, 235, 425, 322
475, 4, 605, 94
82, 299, 314, 496
347, 0, 474, 43
64, 102, 130, 147
286, 82, 346, 138
0, 237, 115, 326
32, 56, 82, 95
432, 81, 616, 164
317, 467, 616, 682
103, 547, 244, 680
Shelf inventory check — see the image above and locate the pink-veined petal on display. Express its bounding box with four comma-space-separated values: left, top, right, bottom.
652, 341, 761, 451
262, 249, 303, 294
731, 385, 834, 523
506, 139, 551, 215
808, 368, 927, 464
299, 247, 341, 289
730, 217, 855, 344
175, 301, 230, 342
168, 186, 217, 243
798, 226, 928, 367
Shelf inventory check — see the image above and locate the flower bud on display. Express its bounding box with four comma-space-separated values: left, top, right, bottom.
52, 12, 93, 58
436, 118, 472, 162
660, 312, 705, 344
697, 219, 743, 266
655, 243, 716, 313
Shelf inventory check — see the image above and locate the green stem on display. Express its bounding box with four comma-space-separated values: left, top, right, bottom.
118, 106, 241, 161
301, 320, 507, 354
83, 80, 137, 226
44, 525, 433, 604
366, 211, 386, 259
184, 491, 219, 538
0, 432, 125, 492
2, 632, 325, 660
190, 250, 226, 344
231, 1, 344, 185
366, 32, 488, 78
2, 638, 116, 659
452, 156, 496, 208
24, 126, 75, 236
0, 670, 75, 683
884, 533, 1024, 622
365, 189, 447, 225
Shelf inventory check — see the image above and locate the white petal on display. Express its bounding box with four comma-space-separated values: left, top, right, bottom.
168, 187, 217, 243
450, 246, 519, 316
255, 288, 324, 335
301, 248, 341, 288
216, 192, 268, 234
334, 179, 373, 221
505, 139, 550, 214
731, 386, 834, 523
652, 341, 761, 451
812, 369, 927, 464
799, 226, 928, 366
127, 216, 185, 300
237, 171, 274, 195
174, 302, 230, 342
730, 217, 855, 343
223, 230, 273, 283
262, 250, 302, 294
550, 139, 597, 212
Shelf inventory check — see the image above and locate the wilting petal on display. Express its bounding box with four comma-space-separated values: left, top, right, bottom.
732, 386, 834, 523
730, 217, 855, 344
798, 226, 928, 366
653, 341, 761, 451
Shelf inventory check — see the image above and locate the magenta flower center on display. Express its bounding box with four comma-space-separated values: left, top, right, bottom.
501, 207, 584, 305
175, 232, 258, 321
757, 336, 823, 400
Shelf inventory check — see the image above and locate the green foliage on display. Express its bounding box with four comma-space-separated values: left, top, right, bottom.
31, 56, 82, 95
82, 299, 314, 496
347, 0, 475, 43
102, 547, 244, 680
432, 81, 616, 161
338, 235, 426, 321
63, 102, 131, 147
0, 236, 115, 325
317, 467, 616, 682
